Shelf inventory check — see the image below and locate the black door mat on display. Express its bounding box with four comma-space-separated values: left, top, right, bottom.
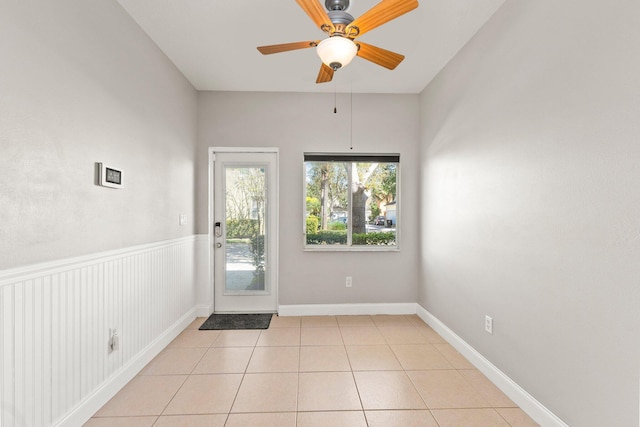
199, 313, 273, 330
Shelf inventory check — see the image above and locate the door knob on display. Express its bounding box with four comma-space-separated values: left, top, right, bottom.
216, 242, 222, 248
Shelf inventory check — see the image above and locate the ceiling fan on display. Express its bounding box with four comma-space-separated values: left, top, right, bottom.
257, 0, 419, 83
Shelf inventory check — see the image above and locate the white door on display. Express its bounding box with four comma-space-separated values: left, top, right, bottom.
211, 150, 278, 313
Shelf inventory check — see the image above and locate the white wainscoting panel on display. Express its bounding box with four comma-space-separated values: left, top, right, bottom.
194, 234, 212, 317
0, 236, 198, 427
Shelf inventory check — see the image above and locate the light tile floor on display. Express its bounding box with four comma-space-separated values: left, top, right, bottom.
86, 315, 539, 427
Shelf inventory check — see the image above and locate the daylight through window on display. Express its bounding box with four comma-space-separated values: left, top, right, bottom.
304, 154, 399, 249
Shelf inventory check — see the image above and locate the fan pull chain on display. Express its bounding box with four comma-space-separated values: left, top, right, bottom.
334, 81, 337, 114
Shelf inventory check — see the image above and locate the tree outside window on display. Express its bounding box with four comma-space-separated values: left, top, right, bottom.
304, 154, 399, 248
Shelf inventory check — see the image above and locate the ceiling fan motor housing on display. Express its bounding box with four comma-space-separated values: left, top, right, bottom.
325, 0, 349, 11
328, 10, 354, 26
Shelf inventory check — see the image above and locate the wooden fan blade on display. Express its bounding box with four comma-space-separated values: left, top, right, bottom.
356, 42, 405, 70
316, 63, 334, 83
296, 0, 335, 33
257, 41, 318, 55
347, 0, 418, 37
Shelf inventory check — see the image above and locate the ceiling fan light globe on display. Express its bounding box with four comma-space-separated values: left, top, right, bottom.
316, 37, 357, 70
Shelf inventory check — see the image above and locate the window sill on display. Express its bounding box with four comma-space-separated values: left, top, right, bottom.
303, 246, 400, 252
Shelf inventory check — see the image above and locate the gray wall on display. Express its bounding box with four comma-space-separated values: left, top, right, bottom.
0, 1, 198, 270
3, 1, 637, 424
197, 91, 420, 305
418, 0, 640, 426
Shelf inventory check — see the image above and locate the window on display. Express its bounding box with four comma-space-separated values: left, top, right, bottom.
304, 153, 399, 249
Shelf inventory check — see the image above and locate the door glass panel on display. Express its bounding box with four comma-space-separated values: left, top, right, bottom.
224, 166, 266, 293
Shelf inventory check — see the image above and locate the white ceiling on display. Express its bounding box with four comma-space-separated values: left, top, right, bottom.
116, 0, 505, 94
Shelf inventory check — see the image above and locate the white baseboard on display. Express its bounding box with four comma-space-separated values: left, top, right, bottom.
57, 309, 196, 427
195, 303, 213, 317
416, 305, 569, 427
277, 302, 417, 317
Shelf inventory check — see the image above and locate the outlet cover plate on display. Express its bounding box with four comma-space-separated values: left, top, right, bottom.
485, 315, 493, 334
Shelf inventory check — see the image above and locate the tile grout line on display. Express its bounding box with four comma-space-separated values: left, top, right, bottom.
157, 329, 220, 423
344, 316, 371, 427
385, 319, 436, 424
149, 328, 218, 422
296, 328, 301, 427
223, 330, 260, 426
380, 317, 447, 427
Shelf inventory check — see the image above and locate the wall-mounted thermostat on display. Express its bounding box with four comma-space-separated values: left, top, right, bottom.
98, 163, 123, 189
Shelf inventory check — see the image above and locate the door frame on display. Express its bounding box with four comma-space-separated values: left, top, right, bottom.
208, 147, 279, 314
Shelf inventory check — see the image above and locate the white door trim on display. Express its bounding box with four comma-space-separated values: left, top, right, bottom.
208, 147, 279, 314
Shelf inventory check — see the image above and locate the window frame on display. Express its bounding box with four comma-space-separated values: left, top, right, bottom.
302, 153, 400, 252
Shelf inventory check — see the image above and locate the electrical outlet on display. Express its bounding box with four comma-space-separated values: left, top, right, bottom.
112, 329, 119, 351
485, 315, 493, 334
346, 276, 352, 287
109, 328, 120, 353
179, 214, 187, 226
